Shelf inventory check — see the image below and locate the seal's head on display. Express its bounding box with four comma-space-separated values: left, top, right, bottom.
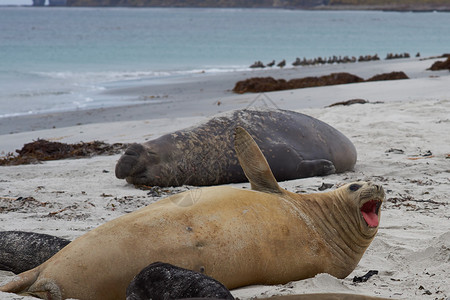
115, 143, 163, 185
338, 181, 384, 235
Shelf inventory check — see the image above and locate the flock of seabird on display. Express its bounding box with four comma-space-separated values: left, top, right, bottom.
249, 52, 419, 68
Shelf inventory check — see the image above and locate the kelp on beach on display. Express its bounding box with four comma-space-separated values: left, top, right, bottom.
0, 140, 129, 166
232, 71, 409, 94
427, 55, 450, 71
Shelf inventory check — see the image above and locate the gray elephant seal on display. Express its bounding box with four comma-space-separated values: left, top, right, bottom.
0, 127, 382, 300
126, 262, 234, 300
115, 108, 356, 187
0, 231, 70, 274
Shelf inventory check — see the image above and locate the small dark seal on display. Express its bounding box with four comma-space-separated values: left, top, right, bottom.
126, 262, 234, 300
0, 231, 70, 274
115, 108, 357, 187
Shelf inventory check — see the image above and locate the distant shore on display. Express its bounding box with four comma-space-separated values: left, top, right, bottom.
314, 4, 450, 12
6, 2, 450, 12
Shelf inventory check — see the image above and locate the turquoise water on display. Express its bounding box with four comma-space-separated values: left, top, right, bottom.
1, 7, 449, 117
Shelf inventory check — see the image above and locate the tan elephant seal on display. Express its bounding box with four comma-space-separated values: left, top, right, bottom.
0, 127, 384, 300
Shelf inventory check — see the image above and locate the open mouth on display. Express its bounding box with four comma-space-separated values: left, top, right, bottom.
361, 200, 382, 228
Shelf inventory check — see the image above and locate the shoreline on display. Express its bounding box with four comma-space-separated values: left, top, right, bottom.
0, 56, 447, 138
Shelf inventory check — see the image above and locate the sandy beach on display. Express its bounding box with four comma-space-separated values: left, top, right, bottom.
0, 57, 449, 299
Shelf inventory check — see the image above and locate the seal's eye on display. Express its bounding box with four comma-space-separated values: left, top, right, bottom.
349, 184, 361, 191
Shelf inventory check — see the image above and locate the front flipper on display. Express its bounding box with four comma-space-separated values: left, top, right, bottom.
297, 159, 336, 177
233, 127, 284, 194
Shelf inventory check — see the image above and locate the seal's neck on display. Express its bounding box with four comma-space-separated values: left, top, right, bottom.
292, 192, 376, 277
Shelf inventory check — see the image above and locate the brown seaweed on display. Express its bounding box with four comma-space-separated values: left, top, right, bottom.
0, 139, 129, 166
233, 72, 364, 94
427, 56, 450, 71
232, 71, 409, 94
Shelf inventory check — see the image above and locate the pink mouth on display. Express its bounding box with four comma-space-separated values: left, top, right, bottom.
361, 200, 381, 228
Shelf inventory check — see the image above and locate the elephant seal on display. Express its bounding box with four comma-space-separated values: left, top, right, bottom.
0, 127, 383, 300
0, 231, 70, 274
126, 262, 234, 300
115, 108, 356, 187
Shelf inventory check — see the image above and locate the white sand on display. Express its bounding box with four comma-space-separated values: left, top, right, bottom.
0, 58, 449, 299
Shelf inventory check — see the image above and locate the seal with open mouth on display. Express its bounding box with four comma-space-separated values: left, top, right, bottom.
0, 127, 383, 300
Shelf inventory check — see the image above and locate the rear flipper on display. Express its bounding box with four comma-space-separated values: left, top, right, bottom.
0, 268, 61, 300
298, 159, 336, 177
263, 143, 336, 180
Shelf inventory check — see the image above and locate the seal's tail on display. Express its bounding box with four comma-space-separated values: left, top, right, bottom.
0, 268, 40, 296
1, 267, 62, 299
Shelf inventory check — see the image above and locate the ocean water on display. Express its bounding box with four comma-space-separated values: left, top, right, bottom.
1, 7, 449, 117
